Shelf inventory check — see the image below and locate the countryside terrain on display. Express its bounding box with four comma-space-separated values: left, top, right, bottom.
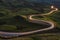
0, 0, 60, 40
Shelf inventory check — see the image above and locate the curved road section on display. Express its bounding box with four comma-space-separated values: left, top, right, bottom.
0, 7, 58, 38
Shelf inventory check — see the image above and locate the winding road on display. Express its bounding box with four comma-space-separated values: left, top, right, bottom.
0, 6, 58, 38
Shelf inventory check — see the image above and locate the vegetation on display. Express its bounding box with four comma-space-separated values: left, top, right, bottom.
49, 11, 60, 30
16, 8, 40, 15
0, 15, 49, 32
0, 0, 60, 40
0, 1, 50, 32
0, 33, 60, 40
32, 10, 60, 32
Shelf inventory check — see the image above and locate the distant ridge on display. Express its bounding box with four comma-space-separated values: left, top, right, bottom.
0, 0, 60, 9
26, 0, 60, 8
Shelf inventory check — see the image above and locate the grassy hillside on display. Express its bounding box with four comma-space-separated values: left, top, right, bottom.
49, 10, 60, 29
0, 33, 60, 40
0, 0, 60, 40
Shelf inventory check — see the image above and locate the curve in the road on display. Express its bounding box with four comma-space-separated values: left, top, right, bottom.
0, 7, 58, 38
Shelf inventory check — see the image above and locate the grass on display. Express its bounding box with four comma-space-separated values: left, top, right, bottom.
0, 1, 59, 40
0, 18, 49, 32
0, 33, 60, 40
32, 15, 54, 22
16, 8, 40, 15
32, 10, 60, 27
0, 25, 17, 31
0, 6, 60, 40
48, 10, 60, 29
0, 8, 50, 32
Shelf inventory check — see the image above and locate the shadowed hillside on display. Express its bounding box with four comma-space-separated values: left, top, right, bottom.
0, 0, 50, 11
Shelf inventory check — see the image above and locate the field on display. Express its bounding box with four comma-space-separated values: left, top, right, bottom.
0, 0, 60, 40
0, 7, 60, 40
0, 8, 50, 32
0, 33, 60, 40
49, 10, 60, 29
0, 9, 59, 40
33, 10, 60, 30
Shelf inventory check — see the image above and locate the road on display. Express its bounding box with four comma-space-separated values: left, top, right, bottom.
0, 7, 58, 38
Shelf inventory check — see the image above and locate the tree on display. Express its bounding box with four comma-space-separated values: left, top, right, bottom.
14, 15, 26, 30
